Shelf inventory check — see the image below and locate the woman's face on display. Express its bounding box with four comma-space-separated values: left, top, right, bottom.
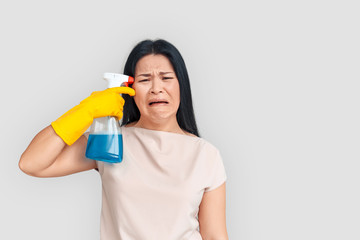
132, 54, 180, 125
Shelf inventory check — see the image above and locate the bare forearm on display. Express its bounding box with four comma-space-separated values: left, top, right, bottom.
19, 125, 66, 176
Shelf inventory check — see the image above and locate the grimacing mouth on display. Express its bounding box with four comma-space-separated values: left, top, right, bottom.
149, 100, 169, 105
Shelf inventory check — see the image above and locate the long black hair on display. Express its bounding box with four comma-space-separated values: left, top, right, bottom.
121, 39, 200, 137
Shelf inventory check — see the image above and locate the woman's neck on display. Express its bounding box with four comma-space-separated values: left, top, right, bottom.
128, 118, 186, 135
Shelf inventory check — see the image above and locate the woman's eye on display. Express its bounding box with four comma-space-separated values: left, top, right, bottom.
138, 79, 149, 82
163, 77, 173, 80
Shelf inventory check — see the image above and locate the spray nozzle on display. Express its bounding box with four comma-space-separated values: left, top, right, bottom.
103, 73, 134, 88
124, 76, 134, 87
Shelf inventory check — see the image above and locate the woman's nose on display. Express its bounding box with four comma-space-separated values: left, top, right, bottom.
150, 77, 163, 94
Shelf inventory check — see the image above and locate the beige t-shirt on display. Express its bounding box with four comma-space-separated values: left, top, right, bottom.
86, 126, 227, 240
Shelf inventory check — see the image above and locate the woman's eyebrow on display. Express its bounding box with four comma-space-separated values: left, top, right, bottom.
159, 71, 174, 75
136, 73, 151, 77
136, 72, 174, 77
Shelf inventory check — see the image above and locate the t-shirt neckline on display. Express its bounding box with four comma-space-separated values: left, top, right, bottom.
123, 126, 199, 139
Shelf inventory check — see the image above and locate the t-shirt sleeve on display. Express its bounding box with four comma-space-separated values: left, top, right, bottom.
204, 149, 227, 192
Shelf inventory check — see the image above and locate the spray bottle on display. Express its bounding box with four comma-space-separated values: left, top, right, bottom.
85, 73, 134, 163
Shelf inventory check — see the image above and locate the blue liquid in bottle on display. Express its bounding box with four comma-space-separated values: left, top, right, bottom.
85, 134, 123, 163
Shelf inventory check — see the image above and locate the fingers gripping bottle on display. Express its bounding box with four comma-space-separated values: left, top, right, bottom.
85, 73, 134, 163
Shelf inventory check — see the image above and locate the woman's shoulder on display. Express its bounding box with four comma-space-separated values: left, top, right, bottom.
197, 137, 220, 153
179, 131, 219, 154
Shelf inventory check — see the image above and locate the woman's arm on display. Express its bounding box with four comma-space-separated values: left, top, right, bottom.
198, 182, 228, 240
19, 87, 135, 178
19, 125, 96, 178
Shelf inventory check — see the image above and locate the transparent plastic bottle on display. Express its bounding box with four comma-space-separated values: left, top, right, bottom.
85, 73, 134, 163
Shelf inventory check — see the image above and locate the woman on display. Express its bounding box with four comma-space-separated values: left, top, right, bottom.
19, 39, 228, 240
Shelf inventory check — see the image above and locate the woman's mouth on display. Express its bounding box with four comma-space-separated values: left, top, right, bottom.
149, 99, 169, 106
149, 98, 169, 106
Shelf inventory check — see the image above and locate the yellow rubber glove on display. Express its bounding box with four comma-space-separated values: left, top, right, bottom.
51, 87, 135, 145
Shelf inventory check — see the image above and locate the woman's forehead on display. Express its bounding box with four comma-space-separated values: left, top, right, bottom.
135, 55, 174, 74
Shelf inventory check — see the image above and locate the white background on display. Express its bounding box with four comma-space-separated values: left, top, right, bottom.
1, 0, 359, 239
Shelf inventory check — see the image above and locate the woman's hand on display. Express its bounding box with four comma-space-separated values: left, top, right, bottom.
51, 87, 135, 145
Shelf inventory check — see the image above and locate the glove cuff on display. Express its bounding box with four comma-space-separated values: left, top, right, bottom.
51, 106, 94, 145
